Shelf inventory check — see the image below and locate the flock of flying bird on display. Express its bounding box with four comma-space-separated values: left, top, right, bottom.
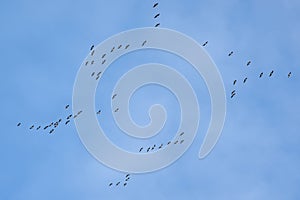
16, 1, 296, 189
227, 52, 293, 99
16, 104, 83, 134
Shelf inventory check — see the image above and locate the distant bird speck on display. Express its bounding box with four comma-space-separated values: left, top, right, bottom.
17, 122, 21, 127
202, 41, 208, 46
228, 51, 233, 56
109, 183, 113, 187
139, 147, 143, 152
243, 77, 248, 83
142, 40, 147, 46
114, 108, 119, 112
246, 61, 251, 66
65, 120, 70, 125
111, 47, 115, 52
36, 126, 41, 130
102, 54, 106, 58
90, 45, 94, 51
96, 110, 101, 115
154, 13, 160, 18
116, 182, 120, 186
65, 105, 69, 109
259, 72, 263, 78
125, 44, 130, 49
49, 129, 54, 134
288, 72, 292, 78
29, 125, 34, 130
155, 23, 160, 27
233, 80, 237, 85
118, 45, 122, 49
153, 3, 158, 8
269, 70, 274, 77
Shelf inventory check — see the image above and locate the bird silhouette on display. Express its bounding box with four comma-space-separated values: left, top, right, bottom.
243, 77, 248, 83
142, 40, 147, 46
125, 44, 130, 49
118, 45, 122, 49
153, 3, 158, 8
102, 54, 106, 58
246, 61, 251, 66
154, 13, 160, 18
139, 147, 143, 152
155, 23, 160, 27
259, 72, 263, 78
233, 80, 237, 85
17, 122, 21, 127
288, 72, 292, 78
90, 45, 94, 51
202, 41, 208, 46
111, 47, 115, 52
269, 70, 274, 77
228, 51, 233, 56
29, 125, 34, 130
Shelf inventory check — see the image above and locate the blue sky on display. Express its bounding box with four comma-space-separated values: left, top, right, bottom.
1, 0, 300, 199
